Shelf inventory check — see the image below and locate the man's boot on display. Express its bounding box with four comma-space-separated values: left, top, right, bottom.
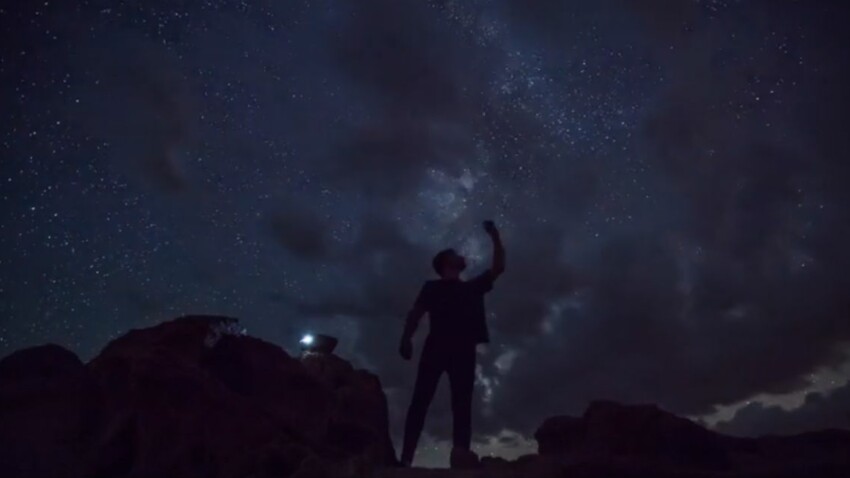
449, 447, 481, 469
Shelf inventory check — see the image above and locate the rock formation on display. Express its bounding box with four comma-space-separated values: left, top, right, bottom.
2, 316, 849, 478
534, 400, 850, 477
0, 315, 396, 478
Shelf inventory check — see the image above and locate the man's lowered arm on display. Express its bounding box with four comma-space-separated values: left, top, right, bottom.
399, 304, 425, 360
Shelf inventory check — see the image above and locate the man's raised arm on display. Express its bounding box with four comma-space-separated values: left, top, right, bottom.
484, 220, 505, 277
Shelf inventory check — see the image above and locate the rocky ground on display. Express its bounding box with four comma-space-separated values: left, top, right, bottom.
2, 315, 849, 478
371, 469, 527, 478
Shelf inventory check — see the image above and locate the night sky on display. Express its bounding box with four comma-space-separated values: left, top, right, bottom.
3, 0, 850, 468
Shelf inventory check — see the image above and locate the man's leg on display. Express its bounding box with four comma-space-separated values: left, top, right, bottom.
447, 344, 477, 451
400, 341, 443, 465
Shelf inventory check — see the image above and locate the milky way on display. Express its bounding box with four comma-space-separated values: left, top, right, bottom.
3, 0, 850, 467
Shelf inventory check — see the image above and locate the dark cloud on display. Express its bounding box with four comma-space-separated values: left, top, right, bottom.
268, 207, 331, 260
119, 59, 193, 192
73, 35, 196, 192
331, 0, 481, 117
716, 383, 850, 437
313, 0, 499, 200
481, 2, 850, 437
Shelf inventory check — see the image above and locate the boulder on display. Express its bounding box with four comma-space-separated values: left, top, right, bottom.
0, 344, 97, 477
301, 352, 396, 467
537, 400, 731, 470
535, 400, 850, 476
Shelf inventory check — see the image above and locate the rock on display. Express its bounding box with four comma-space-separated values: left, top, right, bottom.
480, 456, 510, 468
5, 317, 849, 478
535, 415, 585, 455
301, 352, 397, 467
0, 344, 96, 477
537, 400, 730, 470
290, 454, 334, 478
201, 333, 334, 444
448, 447, 481, 469
0, 343, 84, 381
0, 315, 397, 478
535, 400, 850, 476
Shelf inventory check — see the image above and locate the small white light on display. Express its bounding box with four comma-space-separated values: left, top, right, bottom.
300, 334, 314, 346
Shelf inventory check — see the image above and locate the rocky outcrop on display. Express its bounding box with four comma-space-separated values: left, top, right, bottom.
0, 315, 396, 478
0, 344, 97, 477
3, 318, 850, 478
535, 400, 850, 477
301, 352, 397, 467
537, 401, 731, 470
375, 402, 850, 478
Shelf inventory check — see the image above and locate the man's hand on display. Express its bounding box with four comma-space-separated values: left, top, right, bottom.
399, 338, 413, 360
483, 220, 499, 237
400, 305, 425, 361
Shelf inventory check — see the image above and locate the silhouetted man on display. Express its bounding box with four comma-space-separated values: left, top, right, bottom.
398, 220, 505, 469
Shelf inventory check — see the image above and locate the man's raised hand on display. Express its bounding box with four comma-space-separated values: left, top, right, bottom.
483, 220, 499, 237
483, 219, 505, 276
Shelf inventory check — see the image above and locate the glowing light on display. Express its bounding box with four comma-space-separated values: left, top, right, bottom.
300, 334, 314, 346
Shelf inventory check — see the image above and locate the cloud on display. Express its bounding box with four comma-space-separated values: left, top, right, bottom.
472, 0, 850, 438
268, 206, 331, 260
74, 34, 196, 192
314, 0, 526, 201
715, 383, 850, 437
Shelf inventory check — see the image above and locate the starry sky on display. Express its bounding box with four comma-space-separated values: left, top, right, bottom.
3, 0, 850, 468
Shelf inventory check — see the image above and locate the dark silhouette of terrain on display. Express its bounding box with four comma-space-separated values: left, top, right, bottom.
0, 316, 394, 478
1, 316, 849, 477
529, 401, 850, 477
